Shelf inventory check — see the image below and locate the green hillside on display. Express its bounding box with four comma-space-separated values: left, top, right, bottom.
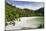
5, 3, 44, 22
5, 3, 16, 22
5, 2, 44, 26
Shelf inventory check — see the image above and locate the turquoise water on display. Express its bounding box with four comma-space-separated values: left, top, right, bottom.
6, 16, 44, 30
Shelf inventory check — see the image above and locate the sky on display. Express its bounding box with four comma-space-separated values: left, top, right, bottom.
7, 0, 44, 2
6, 0, 44, 10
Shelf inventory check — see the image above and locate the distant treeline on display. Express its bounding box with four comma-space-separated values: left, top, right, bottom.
5, 3, 44, 22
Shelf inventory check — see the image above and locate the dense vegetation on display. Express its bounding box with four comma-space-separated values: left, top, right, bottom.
5, 3, 44, 26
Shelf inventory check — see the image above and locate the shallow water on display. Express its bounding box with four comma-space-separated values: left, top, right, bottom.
6, 16, 44, 30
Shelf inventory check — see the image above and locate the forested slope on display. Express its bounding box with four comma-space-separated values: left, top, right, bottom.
5, 3, 44, 22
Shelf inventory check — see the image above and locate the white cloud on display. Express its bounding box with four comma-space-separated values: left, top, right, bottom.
16, 5, 32, 9
16, 5, 24, 9
11, 0, 44, 10
16, 2, 43, 10
31, 2, 44, 10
